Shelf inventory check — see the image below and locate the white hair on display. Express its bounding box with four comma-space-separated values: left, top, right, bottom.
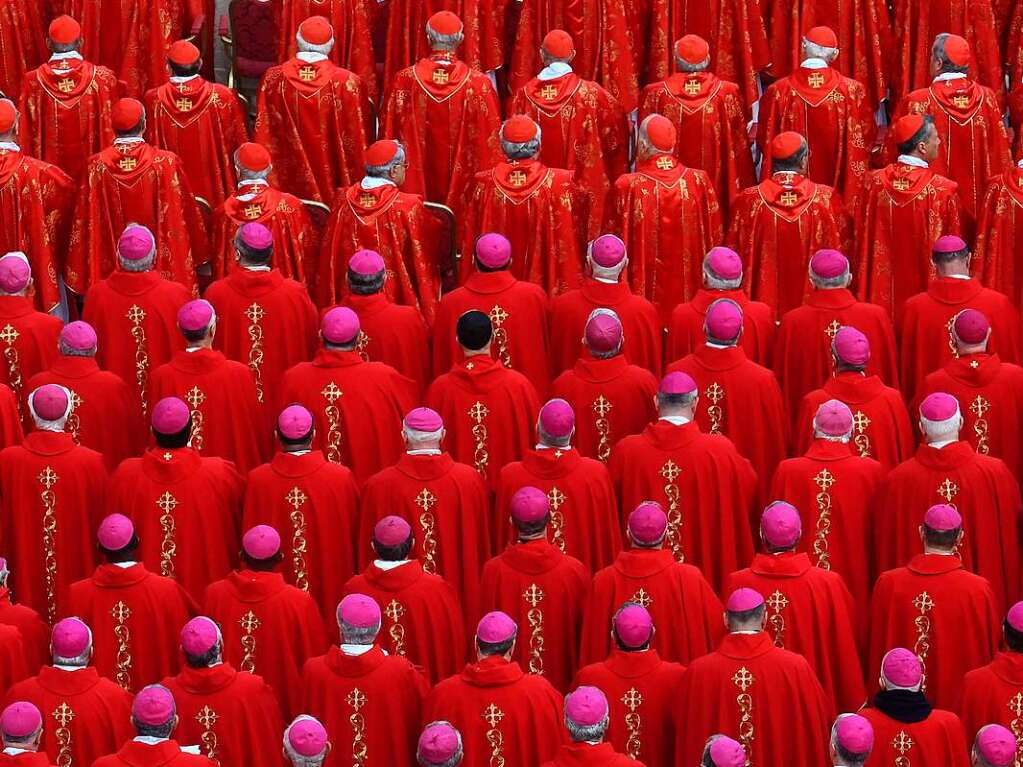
52, 622, 93, 667
565, 713, 609, 743
296, 32, 333, 56
675, 55, 710, 73
812, 423, 852, 443
283, 716, 328, 767
919, 411, 962, 441
586, 236, 627, 282
809, 270, 850, 289
403, 425, 443, 444
702, 267, 742, 291
0, 252, 30, 296
802, 40, 839, 62
28, 384, 73, 432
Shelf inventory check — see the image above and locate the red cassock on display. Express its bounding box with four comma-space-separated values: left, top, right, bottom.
110, 446, 244, 601
161, 664, 284, 767
242, 450, 360, 620
254, 58, 370, 205
65, 563, 197, 692
340, 293, 431, 394
0, 150, 73, 313
0, 587, 50, 674
495, 447, 621, 570
666, 289, 776, 368
432, 270, 551, 396
280, 350, 416, 484
460, 160, 588, 294
580, 547, 725, 666
551, 355, 659, 463
0, 1, 44, 97
875, 441, 1023, 609
0, 296, 61, 407
0, 432, 106, 622
65, 142, 206, 297
727, 173, 849, 317
976, 168, 1023, 309
94, 740, 214, 767
605, 156, 723, 320
358, 452, 490, 611
868, 553, 1000, 711
770, 439, 886, 608
639, 73, 756, 222
550, 277, 662, 376
344, 561, 468, 685
25, 357, 145, 471
381, 54, 502, 211
477, 538, 590, 692
381, 0, 451, 89
854, 162, 962, 319
959, 651, 1023, 745
0, 625, 27, 694
0, 384, 21, 449
203, 570, 329, 718
426, 356, 540, 488
724, 552, 866, 712
758, 67, 876, 206
859, 706, 969, 767
4, 667, 132, 767
424, 656, 565, 767
301, 645, 428, 767
774, 288, 899, 419
608, 420, 757, 589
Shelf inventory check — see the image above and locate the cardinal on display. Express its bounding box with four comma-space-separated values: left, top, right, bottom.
0, 0, 44, 98
543, 687, 644, 767
381, 0, 453, 90
65, 514, 197, 692
0, 255, 62, 409
959, 603, 1023, 745
0, 561, 51, 674
975, 161, 1023, 310
110, 397, 244, 601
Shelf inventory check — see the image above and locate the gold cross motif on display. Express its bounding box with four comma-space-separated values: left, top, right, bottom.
683, 79, 701, 95
937, 478, 959, 503
508, 170, 528, 187
57, 78, 75, 93
952, 95, 970, 108
1009, 691, 1023, 716
913, 591, 934, 613
631, 588, 653, 607
163, 452, 173, 461
185, 386, 205, 409
482, 703, 505, 727
415, 488, 436, 512
39, 466, 58, 489
593, 395, 612, 417
239, 609, 260, 672
415, 487, 438, 573
489, 305, 509, 325
111, 601, 131, 622
346, 688, 366, 710
970, 360, 980, 369
814, 467, 835, 491
244, 204, 262, 220
540, 84, 558, 100
807, 72, 825, 88
622, 688, 643, 710
655, 156, 674, 170
523, 580, 546, 674
892, 731, 914, 754
766, 589, 789, 647
892, 177, 911, 192
0, 324, 18, 345
359, 193, 376, 208
523, 582, 545, 606
196, 705, 218, 727
118, 157, 137, 172
766, 590, 789, 611
385, 598, 407, 655
156, 491, 178, 514
660, 460, 681, 483
245, 303, 265, 323
240, 610, 261, 632
298, 65, 316, 82
432, 68, 449, 84
779, 191, 799, 206
127, 305, 145, 324
321, 382, 343, 403
52, 702, 75, 767
852, 411, 871, 431
547, 487, 566, 552
706, 383, 724, 402
385, 599, 405, 622
286, 487, 307, 510
970, 395, 990, 418
824, 319, 841, 339
175, 97, 193, 111
52, 703, 74, 727
732, 666, 754, 691
285, 486, 310, 591
469, 401, 490, 422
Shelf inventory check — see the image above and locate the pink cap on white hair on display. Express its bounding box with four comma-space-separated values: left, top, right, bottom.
628, 502, 667, 544
725, 588, 764, 612
814, 399, 853, 436
30, 385, 69, 422
539, 398, 574, 437
705, 247, 742, 281
920, 392, 959, 421
590, 235, 626, 268
881, 648, 922, 687
338, 594, 381, 627
0, 703, 41, 739
761, 502, 801, 548
585, 310, 623, 353
809, 249, 849, 279
52, 617, 90, 658
404, 407, 443, 432
97, 514, 134, 551
117, 225, 155, 262
565, 686, 608, 727
287, 717, 328, 757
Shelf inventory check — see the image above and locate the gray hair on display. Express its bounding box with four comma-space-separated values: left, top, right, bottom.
932, 33, 968, 75
813, 426, 852, 443
59, 339, 95, 358
675, 56, 710, 73
283, 716, 328, 767
537, 425, 571, 448
703, 267, 742, 291
802, 40, 838, 62
403, 426, 443, 444
920, 410, 962, 441
810, 270, 849, 289
566, 715, 608, 743
657, 390, 697, 411
501, 137, 541, 160
366, 144, 406, 178
296, 32, 333, 56
426, 27, 463, 51
119, 253, 155, 273
338, 617, 381, 645
417, 722, 464, 767
237, 166, 271, 182
29, 385, 72, 433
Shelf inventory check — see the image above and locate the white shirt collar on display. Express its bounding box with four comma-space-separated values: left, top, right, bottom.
1018, 158, 1023, 169
133, 737, 168, 745
113, 561, 136, 569
593, 275, 618, 284
538, 62, 572, 81
286, 449, 311, 456
407, 448, 441, 455
659, 415, 691, 425
50, 51, 83, 62
374, 559, 409, 571
933, 72, 968, 83
243, 265, 272, 272
897, 154, 929, 168
169, 75, 199, 84
705, 341, 733, 349
0, 142, 19, 153
53, 664, 86, 671
3, 748, 30, 756
800, 57, 828, 69
296, 52, 328, 63
361, 176, 395, 190
929, 438, 958, 449
113, 136, 145, 146
946, 273, 971, 280
341, 644, 374, 656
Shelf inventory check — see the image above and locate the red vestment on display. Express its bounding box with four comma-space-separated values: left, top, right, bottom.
65, 142, 206, 297
432, 270, 551, 396
975, 168, 1023, 309
0, 432, 106, 622
859, 705, 969, 767
542, 743, 643, 767
358, 452, 490, 611
725, 552, 866, 711
0, 625, 27, 694
477, 539, 589, 692
868, 553, 999, 711
959, 652, 1023, 745
550, 355, 659, 463
93, 740, 214, 767
666, 289, 775, 368
254, 58, 370, 205
381, 0, 451, 89
110, 447, 244, 601
0, 751, 52, 767
0, 588, 49, 674
0, 385, 22, 450
0, 297, 61, 411
605, 156, 723, 319
875, 441, 1023, 609
66, 563, 197, 692
301, 645, 428, 767
854, 162, 962, 319
203, 570, 329, 717
424, 656, 565, 767
339, 293, 431, 394
280, 350, 416, 483
0, 1, 43, 96
243, 450, 360, 620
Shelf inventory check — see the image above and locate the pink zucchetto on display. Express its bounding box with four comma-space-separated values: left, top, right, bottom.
348, 249, 385, 275
726, 587, 764, 612
237, 222, 273, 251
659, 372, 697, 395
0, 703, 42, 739
613, 603, 653, 648
585, 310, 623, 353
374, 515, 412, 546
321, 306, 360, 345
1008, 601, 1023, 632
705, 247, 742, 281
52, 617, 91, 658
243, 525, 281, 560
833, 326, 869, 366
0, 253, 30, 294
418, 722, 461, 765
920, 392, 959, 422
589, 235, 626, 268
277, 405, 313, 440
152, 397, 190, 435
475, 233, 512, 269
60, 321, 97, 351
477, 611, 516, 643
977, 725, 1017, 767
177, 300, 214, 332
809, 249, 849, 280
565, 686, 608, 727
709, 736, 746, 767
539, 398, 574, 437
30, 385, 69, 422
814, 399, 853, 436
933, 235, 967, 254
923, 503, 961, 532
132, 685, 175, 726
761, 502, 801, 549
705, 299, 742, 341
881, 647, 922, 688
834, 714, 874, 755
118, 225, 155, 261
952, 309, 990, 345
628, 502, 668, 544
180, 617, 220, 656
286, 716, 329, 758
510, 486, 550, 524
97, 514, 134, 551
338, 593, 381, 628
404, 407, 443, 433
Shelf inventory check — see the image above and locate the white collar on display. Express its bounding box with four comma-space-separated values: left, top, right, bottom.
341, 644, 374, 656
538, 62, 572, 81
374, 559, 409, 571
1018, 158, 1023, 169
705, 341, 734, 349
732, 630, 760, 635
113, 561, 136, 569
407, 449, 441, 455
243, 265, 272, 273
296, 52, 328, 63
169, 75, 199, 84
897, 154, 929, 168
659, 415, 691, 425
286, 449, 311, 456
799, 58, 828, 69
933, 72, 968, 83
185, 346, 202, 353
535, 443, 569, 450
3, 748, 30, 756
49, 51, 83, 62
133, 737, 168, 745
361, 176, 395, 190
53, 664, 86, 671
929, 438, 958, 449
113, 137, 145, 146
593, 275, 618, 284
238, 179, 268, 189
945, 273, 971, 280
0, 142, 19, 153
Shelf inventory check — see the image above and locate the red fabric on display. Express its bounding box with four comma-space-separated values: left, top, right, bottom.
477, 539, 589, 691
110, 447, 244, 601
381, 0, 452, 90
0, 752, 54, 767
0, 1, 44, 97
0, 298, 61, 408
204, 570, 329, 717
340, 293, 431, 394
0, 624, 27, 695
65, 563, 197, 692
959, 652, 1023, 745
666, 289, 776, 367
93, 740, 215, 767
0, 385, 22, 450
859, 707, 969, 767
0, 589, 50, 674
541, 743, 644, 767
358, 452, 489, 611
976, 168, 1023, 309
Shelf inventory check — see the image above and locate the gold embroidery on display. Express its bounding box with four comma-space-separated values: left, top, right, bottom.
812, 468, 835, 569
807, 72, 825, 88
244, 303, 265, 403
508, 170, 527, 187
184, 386, 206, 452
415, 488, 438, 573
0, 324, 22, 415
766, 590, 789, 647
195, 706, 219, 760
489, 305, 512, 368
913, 591, 934, 690
523, 583, 545, 675
111, 601, 132, 690
660, 460, 683, 561
321, 382, 344, 463
892, 730, 914, 767
243, 204, 262, 220
592, 395, 613, 462
118, 157, 137, 172
285, 487, 309, 591
621, 687, 643, 760
970, 395, 991, 454
298, 65, 317, 82
1006, 692, 1023, 767
705, 383, 724, 434
482, 704, 506, 767
156, 492, 178, 577
39, 467, 59, 624
547, 487, 566, 552
384, 599, 406, 656
469, 401, 490, 476
126, 305, 149, 415
239, 610, 260, 673
57, 78, 75, 94
347, 688, 368, 767
852, 410, 872, 458
630, 588, 652, 607
52, 703, 75, 767
732, 667, 755, 766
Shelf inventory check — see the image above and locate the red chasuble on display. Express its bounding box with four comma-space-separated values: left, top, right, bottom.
460, 160, 588, 295
875, 441, 1023, 609
301, 645, 428, 767
203, 569, 329, 717
0, 625, 27, 693
672, 632, 833, 767
666, 289, 775, 368
605, 156, 723, 319
581, 547, 725, 666
758, 67, 876, 206
381, 54, 502, 211
93, 740, 214, 767
477, 539, 589, 692
976, 168, 1023, 309
339, 293, 431, 394
0, 150, 73, 313
0, 1, 43, 96
770, 439, 886, 608
960, 652, 1023, 744
859, 705, 969, 767
639, 74, 756, 222
0, 384, 21, 449
110, 447, 244, 601
774, 288, 899, 419
0, 746, 52, 767
853, 162, 962, 319
432, 270, 551, 396
868, 553, 999, 711
0, 588, 50, 674
426, 356, 540, 488
495, 448, 621, 570
254, 58, 371, 205
243, 450, 360, 620
551, 355, 659, 463
542, 742, 643, 767
0, 432, 106, 622
358, 452, 490, 611
727, 173, 849, 317
0, 297, 61, 407
149, 349, 267, 473
65, 142, 206, 297
66, 563, 197, 692
161, 664, 284, 767
280, 350, 416, 484
424, 656, 565, 767
4, 667, 132, 767
724, 552, 866, 712
345, 561, 467, 685
26, 358, 145, 471
381, 0, 450, 89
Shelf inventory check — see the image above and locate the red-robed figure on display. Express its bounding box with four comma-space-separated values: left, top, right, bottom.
381, 0, 452, 89
975, 163, 1023, 309
254, 16, 371, 205
0, 257, 62, 408
606, 115, 722, 320
0, 0, 44, 98
959, 605, 1023, 744
0, 564, 51, 673
542, 687, 645, 767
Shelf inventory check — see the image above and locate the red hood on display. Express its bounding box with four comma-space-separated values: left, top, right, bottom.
749, 551, 813, 578
223, 570, 287, 603
524, 72, 582, 113
925, 277, 983, 305
928, 79, 984, 122
941, 353, 1002, 387
154, 78, 217, 127
758, 173, 818, 220
281, 57, 337, 93
36, 58, 97, 103
661, 72, 721, 111
492, 160, 552, 199
788, 65, 841, 104
412, 53, 470, 101
345, 182, 401, 218
444, 355, 514, 389
460, 655, 525, 687
99, 142, 158, 181
497, 539, 564, 575
636, 155, 687, 187
880, 162, 938, 203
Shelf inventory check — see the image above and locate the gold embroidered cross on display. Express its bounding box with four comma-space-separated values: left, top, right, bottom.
244, 204, 262, 220
185, 386, 205, 409
468, 401, 490, 422
547, 487, 565, 510
508, 170, 527, 187
286, 487, 307, 510
766, 590, 789, 612
346, 688, 366, 710
1008, 691, 1023, 717
415, 488, 436, 511
118, 157, 137, 172
0, 325, 18, 345
482, 703, 504, 727
489, 305, 509, 325
630, 588, 652, 607
853, 411, 871, 432
57, 78, 75, 93
913, 591, 934, 613
196, 706, 218, 728
39, 466, 59, 489
175, 97, 193, 111
239, 610, 261, 633
432, 68, 449, 84
298, 65, 316, 82
655, 156, 674, 170
523, 583, 545, 606
111, 601, 131, 622
622, 688, 643, 710
952, 95, 970, 108
53, 703, 74, 727
970, 395, 990, 418
892, 731, 914, 754
814, 468, 835, 491
359, 193, 376, 208
127, 305, 146, 324
321, 382, 343, 403
732, 666, 754, 691
937, 478, 959, 503
156, 491, 178, 514
660, 459, 681, 483
593, 395, 612, 418
706, 383, 724, 402
245, 303, 265, 323
807, 72, 825, 88
384, 599, 406, 623
824, 319, 841, 339
540, 84, 558, 100
779, 191, 799, 206
892, 177, 911, 192
683, 79, 701, 95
